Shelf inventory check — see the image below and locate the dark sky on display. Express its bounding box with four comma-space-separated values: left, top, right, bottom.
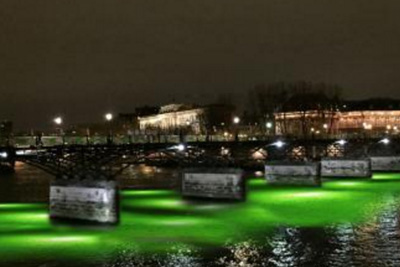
1, 0, 400, 130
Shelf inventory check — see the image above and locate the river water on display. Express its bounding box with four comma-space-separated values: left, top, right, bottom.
1, 163, 400, 266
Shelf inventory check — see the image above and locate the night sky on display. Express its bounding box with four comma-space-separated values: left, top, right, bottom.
1, 0, 400, 130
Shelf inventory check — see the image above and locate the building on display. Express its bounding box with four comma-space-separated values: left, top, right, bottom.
139, 104, 234, 134
274, 98, 400, 136
139, 104, 203, 133
337, 99, 400, 134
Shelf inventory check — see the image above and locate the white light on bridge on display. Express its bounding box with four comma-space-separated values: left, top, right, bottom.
177, 144, 185, 151
336, 139, 347, 146
273, 140, 285, 148
380, 138, 390, 145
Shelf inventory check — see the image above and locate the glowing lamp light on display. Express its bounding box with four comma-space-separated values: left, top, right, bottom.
53, 117, 62, 125
233, 116, 240, 124
177, 144, 185, 151
0, 152, 8, 158
273, 140, 285, 148
380, 138, 390, 145
266, 122, 273, 129
105, 113, 113, 121
323, 124, 328, 129
336, 139, 347, 146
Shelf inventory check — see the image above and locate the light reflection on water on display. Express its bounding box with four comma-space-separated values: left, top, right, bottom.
2, 163, 400, 266
102, 201, 400, 267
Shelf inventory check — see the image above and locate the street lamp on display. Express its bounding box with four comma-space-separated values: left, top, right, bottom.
233, 116, 240, 142
53, 116, 64, 145
105, 113, 113, 122
54, 117, 62, 125
265, 121, 273, 137
105, 113, 113, 144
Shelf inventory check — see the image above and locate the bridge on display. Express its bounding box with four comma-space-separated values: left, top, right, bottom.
1, 134, 399, 180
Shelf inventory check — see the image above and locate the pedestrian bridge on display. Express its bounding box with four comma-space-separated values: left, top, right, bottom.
1, 136, 399, 180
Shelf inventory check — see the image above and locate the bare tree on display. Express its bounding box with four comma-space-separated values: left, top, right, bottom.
246, 82, 289, 134
246, 81, 343, 137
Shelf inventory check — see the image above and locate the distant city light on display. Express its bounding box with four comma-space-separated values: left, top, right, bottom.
105, 113, 113, 121
53, 117, 62, 125
266, 122, 273, 129
323, 124, 328, 129
233, 116, 240, 124
363, 122, 372, 130
0, 152, 8, 158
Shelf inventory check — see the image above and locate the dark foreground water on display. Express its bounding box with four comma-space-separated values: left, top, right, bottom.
1, 164, 400, 266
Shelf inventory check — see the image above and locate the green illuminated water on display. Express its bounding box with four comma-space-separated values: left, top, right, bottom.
1, 173, 400, 266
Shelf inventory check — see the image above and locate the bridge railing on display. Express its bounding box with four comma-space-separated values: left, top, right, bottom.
9, 133, 400, 148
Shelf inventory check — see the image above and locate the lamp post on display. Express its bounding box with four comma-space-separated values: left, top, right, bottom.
105, 113, 113, 145
85, 127, 90, 145
266, 121, 273, 136
233, 116, 240, 142
53, 116, 64, 145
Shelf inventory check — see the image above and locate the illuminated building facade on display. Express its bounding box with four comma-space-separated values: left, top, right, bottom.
139, 104, 204, 133
274, 99, 400, 136
139, 104, 234, 134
